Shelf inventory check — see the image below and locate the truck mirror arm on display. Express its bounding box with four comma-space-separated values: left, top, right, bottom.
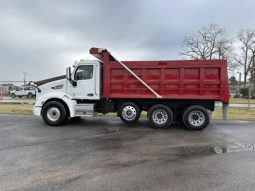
67, 78, 77, 87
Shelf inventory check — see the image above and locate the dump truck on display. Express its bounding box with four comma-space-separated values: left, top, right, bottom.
33, 48, 229, 130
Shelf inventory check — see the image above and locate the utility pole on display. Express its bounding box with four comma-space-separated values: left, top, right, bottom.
23, 72, 27, 98
23, 72, 27, 86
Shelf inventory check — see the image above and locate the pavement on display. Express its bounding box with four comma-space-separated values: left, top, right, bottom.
1, 114, 255, 191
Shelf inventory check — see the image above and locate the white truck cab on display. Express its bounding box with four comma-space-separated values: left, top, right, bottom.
34, 60, 101, 125
67, 60, 101, 100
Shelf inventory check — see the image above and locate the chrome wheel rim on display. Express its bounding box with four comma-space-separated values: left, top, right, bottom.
152, 109, 168, 125
47, 107, 61, 122
122, 106, 137, 121
188, 110, 205, 126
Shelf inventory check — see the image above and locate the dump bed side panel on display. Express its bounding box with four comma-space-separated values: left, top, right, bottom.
90, 48, 229, 103
103, 60, 229, 103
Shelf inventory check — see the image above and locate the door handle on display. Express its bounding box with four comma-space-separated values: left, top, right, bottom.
87, 93, 94, 97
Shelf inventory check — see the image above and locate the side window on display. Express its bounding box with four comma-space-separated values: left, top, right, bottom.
25, 86, 34, 90
74, 65, 93, 81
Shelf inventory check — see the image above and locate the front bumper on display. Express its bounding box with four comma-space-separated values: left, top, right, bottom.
34, 106, 42, 116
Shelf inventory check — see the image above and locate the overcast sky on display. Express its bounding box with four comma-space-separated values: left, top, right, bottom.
0, 0, 255, 82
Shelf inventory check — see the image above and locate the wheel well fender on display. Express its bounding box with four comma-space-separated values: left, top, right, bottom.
42, 98, 70, 117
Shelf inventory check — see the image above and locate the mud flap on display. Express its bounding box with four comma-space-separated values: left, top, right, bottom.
222, 103, 229, 121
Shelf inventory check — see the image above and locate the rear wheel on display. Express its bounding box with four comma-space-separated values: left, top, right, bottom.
182, 105, 209, 130
148, 104, 173, 129
42, 101, 67, 126
118, 102, 141, 124
27, 92, 33, 98
11, 93, 16, 98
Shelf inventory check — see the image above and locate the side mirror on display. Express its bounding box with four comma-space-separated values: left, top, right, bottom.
28, 81, 41, 92
29, 81, 35, 86
66, 67, 71, 79
66, 67, 77, 86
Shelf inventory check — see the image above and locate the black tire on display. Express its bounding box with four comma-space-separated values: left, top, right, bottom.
182, 105, 209, 130
11, 93, 16, 98
148, 104, 173, 129
27, 92, 33, 98
42, 101, 67, 126
118, 102, 141, 124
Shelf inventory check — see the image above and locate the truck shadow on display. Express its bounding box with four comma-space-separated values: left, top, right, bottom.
64, 116, 189, 131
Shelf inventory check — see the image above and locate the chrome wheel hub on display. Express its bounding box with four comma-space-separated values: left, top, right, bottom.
188, 110, 205, 126
47, 107, 61, 122
122, 106, 137, 121
152, 109, 168, 125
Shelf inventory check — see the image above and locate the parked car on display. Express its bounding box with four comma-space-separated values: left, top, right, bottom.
10, 86, 36, 98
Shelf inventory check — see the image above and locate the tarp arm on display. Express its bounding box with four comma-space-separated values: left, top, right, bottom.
110, 54, 162, 99
90, 48, 162, 99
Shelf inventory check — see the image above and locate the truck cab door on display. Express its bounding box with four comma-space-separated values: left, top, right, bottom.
71, 63, 100, 100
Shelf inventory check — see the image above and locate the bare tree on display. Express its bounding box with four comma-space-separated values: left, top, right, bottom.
250, 48, 255, 88
180, 24, 232, 60
234, 29, 255, 87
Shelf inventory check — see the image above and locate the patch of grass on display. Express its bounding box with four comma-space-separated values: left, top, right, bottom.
230, 98, 255, 104
212, 107, 255, 121
0, 104, 33, 115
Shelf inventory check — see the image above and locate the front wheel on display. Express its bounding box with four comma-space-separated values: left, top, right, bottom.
118, 102, 141, 124
182, 105, 209, 130
42, 101, 67, 126
148, 104, 173, 129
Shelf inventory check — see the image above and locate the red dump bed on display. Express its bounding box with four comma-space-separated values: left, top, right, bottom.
90, 48, 229, 103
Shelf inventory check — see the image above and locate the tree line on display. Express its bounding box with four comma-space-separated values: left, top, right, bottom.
179, 24, 255, 88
